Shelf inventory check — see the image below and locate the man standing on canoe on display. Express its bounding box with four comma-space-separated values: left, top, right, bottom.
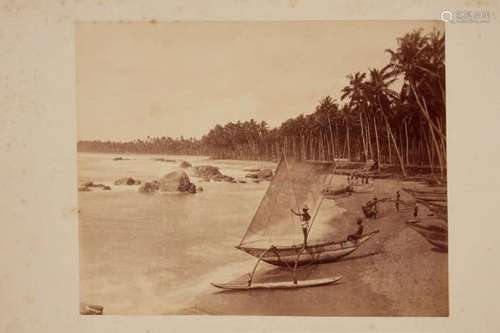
291, 205, 311, 247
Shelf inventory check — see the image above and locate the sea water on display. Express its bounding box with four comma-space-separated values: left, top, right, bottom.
78, 152, 344, 314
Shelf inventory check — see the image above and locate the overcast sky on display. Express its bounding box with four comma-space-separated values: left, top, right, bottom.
76, 20, 443, 141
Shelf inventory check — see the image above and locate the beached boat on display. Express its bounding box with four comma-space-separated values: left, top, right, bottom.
236, 231, 379, 267
211, 276, 342, 290
212, 155, 379, 290
406, 221, 447, 251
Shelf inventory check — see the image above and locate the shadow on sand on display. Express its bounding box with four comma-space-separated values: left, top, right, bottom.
211, 251, 382, 294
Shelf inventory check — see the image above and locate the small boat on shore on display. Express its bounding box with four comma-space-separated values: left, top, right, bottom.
211, 276, 342, 290
406, 221, 447, 251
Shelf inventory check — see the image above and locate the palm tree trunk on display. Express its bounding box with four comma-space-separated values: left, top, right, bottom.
386, 123, 392, 164
346, 122, 351, 161
424, 127, 434, 175
378, 97, 406, 176
367, 119, 373, 160
410, 83, 445, 177
373, 116, 381, 171
404, 120, 410, 166
327, 113, 335, 161
359, 113, 368, 161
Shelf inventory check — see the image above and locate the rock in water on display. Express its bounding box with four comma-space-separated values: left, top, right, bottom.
192, 165, 222, 178
179, 161, 192, 168
114, 177, 139, 185
186, 182, 197, 193
138, 182, 159, 193
257, 169, 273, 180
159, 170, 193, 192
245, 173, 259, 179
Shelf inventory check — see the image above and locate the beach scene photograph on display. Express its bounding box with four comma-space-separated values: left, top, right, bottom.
77, 20, 448, 316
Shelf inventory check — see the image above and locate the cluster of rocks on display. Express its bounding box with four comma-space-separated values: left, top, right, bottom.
138, 170, 203, 194
112, 157, 131, 161
82, 160, 273, 195
114, 177, 141, 185
244, 169, 273, 182
78, 181, 111, 192
153, 158, 176, 163
191, 165, 237, 183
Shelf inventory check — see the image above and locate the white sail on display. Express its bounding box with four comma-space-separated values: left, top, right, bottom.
239, 157, 335, 248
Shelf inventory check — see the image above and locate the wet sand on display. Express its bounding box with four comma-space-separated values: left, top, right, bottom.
184, 178, 448, 316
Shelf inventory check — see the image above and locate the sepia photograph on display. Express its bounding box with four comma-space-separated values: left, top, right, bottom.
76, 20, 447, 316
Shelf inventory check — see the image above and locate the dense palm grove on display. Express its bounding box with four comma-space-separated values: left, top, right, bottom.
78, 29, 445, 177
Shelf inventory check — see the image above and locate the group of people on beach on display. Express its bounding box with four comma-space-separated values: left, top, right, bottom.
347, 173, 370, 185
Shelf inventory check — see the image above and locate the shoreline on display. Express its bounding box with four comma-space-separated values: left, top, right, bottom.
77, 151, 445, 176
182, 177, 448, 316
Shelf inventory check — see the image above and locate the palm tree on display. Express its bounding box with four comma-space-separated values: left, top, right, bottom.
341, 72, 369, 161
366, 66, 407, 176
386, 29, 446, 179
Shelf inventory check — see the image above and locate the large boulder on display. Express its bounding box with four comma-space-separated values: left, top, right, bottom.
138, 181, 160, 194
179, 161, 192, 168
114, 177, 140, 185
159, 170, 193, 192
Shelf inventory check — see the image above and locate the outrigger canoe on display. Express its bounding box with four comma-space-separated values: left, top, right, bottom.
211, 276, 342, 290
406, 221, 447, 250
236, 231, 379, 267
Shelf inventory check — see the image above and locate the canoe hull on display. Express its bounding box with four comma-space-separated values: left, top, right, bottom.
211, 276, 342, 290
237, 231, 379, 267
406, 222, 448, 250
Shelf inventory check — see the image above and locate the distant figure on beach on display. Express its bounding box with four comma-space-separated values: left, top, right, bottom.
291, 205, 311, 247
346, 177, 354, 195
396, 190, 401, 211
362, 197, 378, 219
347, 218, 364, 241
409, 205, 419, 223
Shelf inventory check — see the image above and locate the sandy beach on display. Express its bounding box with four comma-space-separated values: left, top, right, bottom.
184, 178, 448, 316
